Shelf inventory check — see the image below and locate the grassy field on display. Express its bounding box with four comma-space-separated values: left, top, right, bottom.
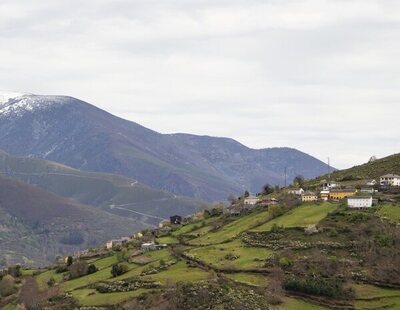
89, 254, 118, 269
155, 236, 179, 244
225, 273, 268, 287
378, 205, 400, 222
171, 217, 219, 237
280, 297, 327, 309
36, 269, 65, 291
143, 261, 211, 284
189, 209, 272, 245
251, 204, 336, 232
353, 284, 400, 309
109, 249, 175, 281
188, 239, 274, 270
71, 288, 152, 306
62, 266, 115, 292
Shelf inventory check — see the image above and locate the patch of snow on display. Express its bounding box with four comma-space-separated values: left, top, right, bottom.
0, 91, 27, 105
0, 92, 70, 118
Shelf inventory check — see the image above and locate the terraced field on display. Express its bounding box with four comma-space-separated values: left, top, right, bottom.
189, 208, 272, 245
188, 239, 274, 270
3, 202, 400, 309
251, 203, 336, 232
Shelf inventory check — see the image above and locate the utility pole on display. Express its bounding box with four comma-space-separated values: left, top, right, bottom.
328, 157, 331, 181
284, 167, 287, 188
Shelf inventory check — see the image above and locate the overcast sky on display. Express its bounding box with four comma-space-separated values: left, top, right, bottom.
1, 0, 399, 169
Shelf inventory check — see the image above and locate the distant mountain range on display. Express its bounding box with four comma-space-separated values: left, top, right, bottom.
0, 149, 202, 226
0, 175, 145, 267
0, 92, 330, 201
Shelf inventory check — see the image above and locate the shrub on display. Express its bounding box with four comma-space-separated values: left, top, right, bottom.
283, 275, 353, 299
47, 277, 55, 287
66, 256, 73, 266
56, 264, 69, 273
0, 275, 15, 297
224, 253, 239, 261
87, 264, 98, 275
278, 257, 292, 269
111, 263, 128, 277
7, 265, 22, 278
68, 261, 89, 279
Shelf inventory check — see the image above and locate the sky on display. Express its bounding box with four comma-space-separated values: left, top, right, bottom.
1, 0, 399, 169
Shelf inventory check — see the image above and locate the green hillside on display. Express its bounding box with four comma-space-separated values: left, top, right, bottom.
0, 149, 203, 226
305, 153, 400, 187
0, 176, 146, 268
2, 199, 399, 309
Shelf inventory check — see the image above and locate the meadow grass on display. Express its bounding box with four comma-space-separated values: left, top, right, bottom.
188, 239, 274, 270
251, 203, 336, 232
282, 297, 327, 309
35, 269, 65, 291
70, 288, 152, 306
155, 236, 179, 244
353, 284, 400, 310
224, 273, 268, 287
378, 205, 400, 222
89, 254, 118, 270
143, 261, 211, 284
189, 209, 272, 245
171, 217, 219, 237
62, 266, 115, 292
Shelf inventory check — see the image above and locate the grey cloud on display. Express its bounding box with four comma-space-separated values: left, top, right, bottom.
0, 0, 399, 168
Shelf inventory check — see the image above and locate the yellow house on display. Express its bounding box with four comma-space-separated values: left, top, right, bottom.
302, 191, 318, 202
329, 189, 356, 200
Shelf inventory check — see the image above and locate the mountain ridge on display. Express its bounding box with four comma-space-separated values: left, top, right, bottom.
0, 92, 330, 201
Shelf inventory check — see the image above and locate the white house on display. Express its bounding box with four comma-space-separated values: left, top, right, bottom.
380, 174, 400, 186
322, 182, 339, 191
289, 188, 305, 196
366, 179, 377, 186
244, 195, 260, 205
347, 196, 373, 209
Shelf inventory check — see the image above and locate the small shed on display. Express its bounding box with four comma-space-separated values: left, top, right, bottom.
170, 215, 182, 225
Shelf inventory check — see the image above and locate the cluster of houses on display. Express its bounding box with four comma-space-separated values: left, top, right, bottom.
288, 173, 400, 209
226, 195, 277, 216
104, 214, 184, 253
102, 174, 400, 254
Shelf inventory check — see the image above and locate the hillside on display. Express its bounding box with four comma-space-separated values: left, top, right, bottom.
2, 198, 399, 309
0, 176, 146, 268
0, 149, 202, 226
304, 153, 400, 188
0, 93, 330, 201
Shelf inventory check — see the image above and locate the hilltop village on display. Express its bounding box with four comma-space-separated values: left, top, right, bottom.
1, 169, 400, 309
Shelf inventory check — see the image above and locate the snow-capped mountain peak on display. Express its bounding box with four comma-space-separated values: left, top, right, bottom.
0, 92, 69, 117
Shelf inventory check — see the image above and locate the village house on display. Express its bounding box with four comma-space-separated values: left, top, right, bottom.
261, 198, 278, 205
301, 191, 318, 202
322, 181, 339, 190
244, 195, 260, 205
360, 187, 375, 194
106, 237, 130, 249
329, 189, 356, 200
347, 196, 373, 209
170, 215, 182, 225
380, 174, 400, 186
288, 188, 305, 196
320, 190, 330, 201
366, 179, 377, 186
